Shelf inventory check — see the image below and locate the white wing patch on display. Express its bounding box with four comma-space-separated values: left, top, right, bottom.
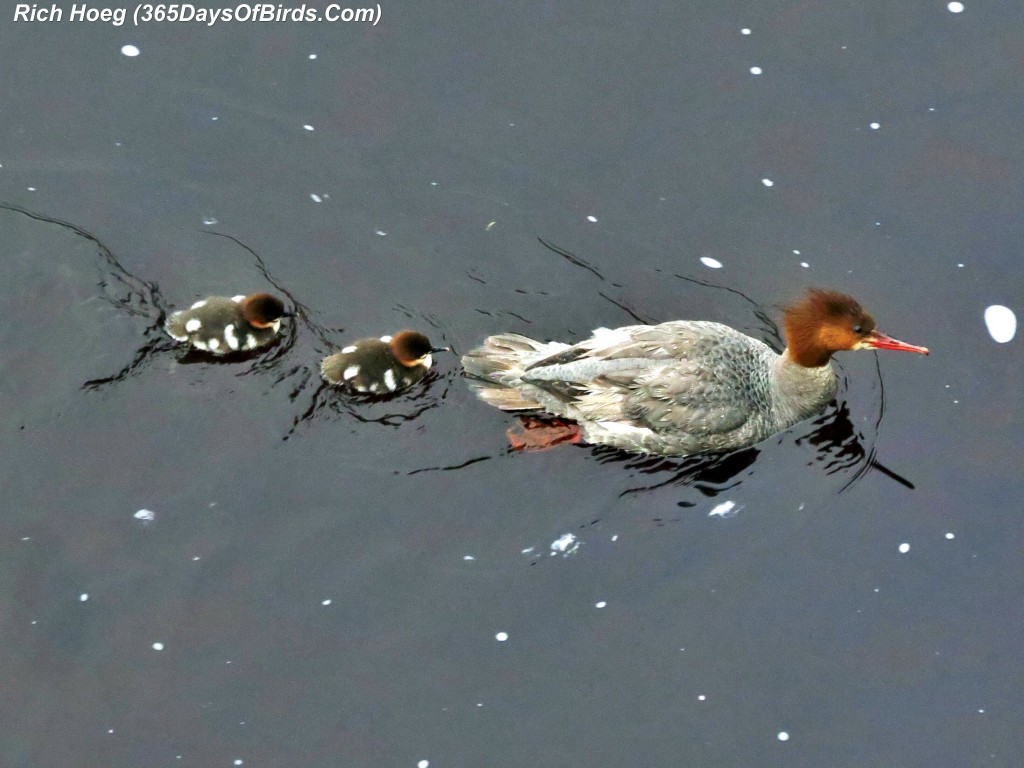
190, 299, 207, 309
207, 337, 220, 351
343, 366, 360, 380
185, 318, 202, 333
341, 345, 358, 354
379, 335, 393, 343
384, 368, 397, 391
224, 323, 239, 350
245, 334, 257, 349
231, 295, 245, 303
589, 326, 634, 350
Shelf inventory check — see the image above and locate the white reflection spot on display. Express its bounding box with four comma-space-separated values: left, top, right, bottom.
984, 305, 1016, 343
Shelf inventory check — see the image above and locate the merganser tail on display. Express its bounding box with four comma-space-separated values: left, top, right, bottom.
463, 333, 569, 411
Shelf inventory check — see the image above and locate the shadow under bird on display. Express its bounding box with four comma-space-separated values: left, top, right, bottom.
165, 293, 288, 354
462, 288, 928, 457
321, 330, 449, 395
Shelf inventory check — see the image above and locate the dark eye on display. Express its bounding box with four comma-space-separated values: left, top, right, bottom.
853, 324, 864, 334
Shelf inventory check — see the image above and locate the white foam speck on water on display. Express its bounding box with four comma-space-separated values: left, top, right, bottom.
870, 122, 880, 130
595, 601, 607, 608
800, 262, 810, 268
211, 116, 218, 121
741, 28, 751, 35
303, 124, 315, 131
418, 761, 430, 768
202, 217, 218, 226
495, 632, 509, 642
948, 2, 964, 12
945, 532, 956, 540
192, 556, 200, 561
762, 178, 774, 187
79, 593, 89, 602
430, 181, 438, 186
121, 44, 140, 57
708, 500, 737, 518
463, 555, 475, 561
309, 53, 317, 60
700, 256, 723, 269
698, 694, 706, 701
750, 66, 763, 75
152, 642, 165, 651
133, 509, 155, 523
793, 249, 801, 254
375, 230, 387, 236
899, 542, 910, 554
586, 215, 598, 223
321, 599, 332, 606
777, 731, 790, 742
234, 761, 244, 767
983, 305, 1016, 343
310, 193, 322, 203
611, 534, 618, 542
27, 187, 36, 192
550, 533, 580, 556
521, 547, 534, 554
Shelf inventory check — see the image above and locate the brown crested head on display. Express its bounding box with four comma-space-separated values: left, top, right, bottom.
783, 288, 928, 367
783, 289, 876, 367
390, 330, 448, 367
241, 293, 286, 329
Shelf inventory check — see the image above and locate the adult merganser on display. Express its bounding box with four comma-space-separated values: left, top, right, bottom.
462, 289, 928, 456
165, 293, 287, 354
321, 331, 449, 395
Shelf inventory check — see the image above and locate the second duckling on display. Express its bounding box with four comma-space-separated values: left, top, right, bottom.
321, 330, 448, 395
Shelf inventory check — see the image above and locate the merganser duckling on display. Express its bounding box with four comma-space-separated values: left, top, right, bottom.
462, 289, 928, 456
321, 331, 449, 395
165, 293, 287, 354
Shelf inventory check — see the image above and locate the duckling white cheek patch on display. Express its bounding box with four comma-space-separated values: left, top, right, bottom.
341, 345, 358, 354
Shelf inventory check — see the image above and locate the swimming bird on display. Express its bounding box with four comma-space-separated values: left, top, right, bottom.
321, 331, 448, 395
165, 293, 287, 354
462, 289, 928, 456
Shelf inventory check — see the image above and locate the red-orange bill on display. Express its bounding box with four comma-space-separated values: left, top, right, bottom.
867, 331, 929, 355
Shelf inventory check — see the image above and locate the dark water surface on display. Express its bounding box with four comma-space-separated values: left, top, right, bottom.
2, 2, 1022, 766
